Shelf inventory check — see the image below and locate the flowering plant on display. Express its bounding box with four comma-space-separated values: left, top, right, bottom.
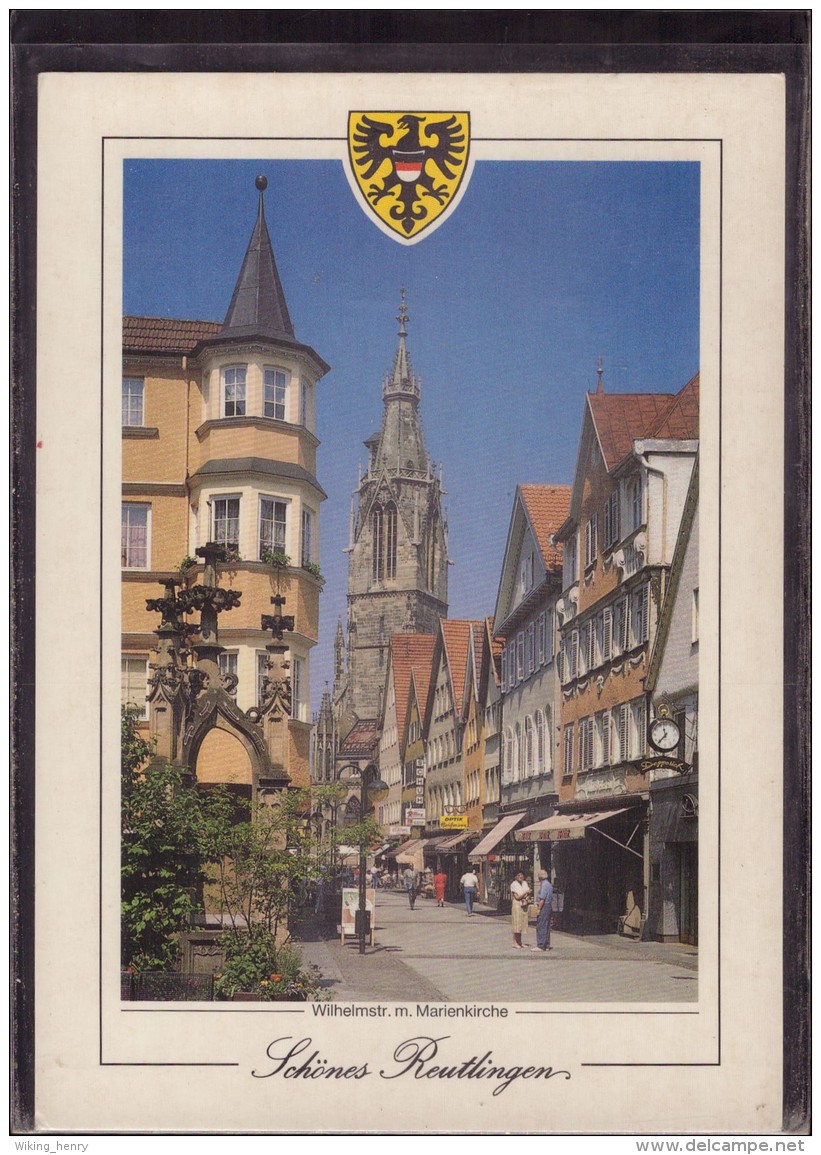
213, 933, 329, 1002
260, 547, 290, 569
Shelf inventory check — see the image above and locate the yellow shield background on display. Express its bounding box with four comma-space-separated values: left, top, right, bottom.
347, 111, 470, 241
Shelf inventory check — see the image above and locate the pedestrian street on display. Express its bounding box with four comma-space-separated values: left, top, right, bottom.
297, 888, 699, 1006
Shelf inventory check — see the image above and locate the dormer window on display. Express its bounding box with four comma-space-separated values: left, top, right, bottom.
222, 365, 246, 417
264, 367, 288, 421
519, 550, 534, 596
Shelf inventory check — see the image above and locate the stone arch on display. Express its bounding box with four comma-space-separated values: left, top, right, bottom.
195, 726, 254, 785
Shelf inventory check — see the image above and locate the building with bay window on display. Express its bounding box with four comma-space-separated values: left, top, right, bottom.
549, 373, 698, 935
121, 178, 328, 790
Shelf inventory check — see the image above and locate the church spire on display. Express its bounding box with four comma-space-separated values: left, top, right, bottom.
374, 290, 426, 475
221, 175, 295, 341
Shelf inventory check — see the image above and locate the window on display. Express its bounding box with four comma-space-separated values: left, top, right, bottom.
218, 652, 238, 691
121, 656, 148, 718
301, 507, 315, 566
259, 497, 286, 556
122, 377, 144, 427
563, 724, 575, 779
632, 699, 647, 757
300, 378, 309, 426
212, 496, 240, 547
692, 588, 699, 643
372, 504, 384, 581
603, 489, 620, 550
540, 709, 552, 774
291, 656, 305, 721
544, 608, 554, 663
514, 722, 522, 781
583, 619, 596, 671
501, 646, 509, 693
264, 367, 287, 420
385, 503, 397, 579
616, 704, 630, 762
524, 716, 535, 777
564, 534, 578, 587
613, 596, 629, 654
121, 503, 150, 568
580, 717, 595, 770
596, 710, 611, 766
568, 630, 579, 680
601, 606, 613, 661
222, 365, 246, 417
584, 515, 598, 569
630, 583, 649, 646
516, 632, 525, 681
526, 623, 535, 675
536, 613, 545, 665
628, 476, 643, 532
520, 550, 534, 596
257, 653, 269, 706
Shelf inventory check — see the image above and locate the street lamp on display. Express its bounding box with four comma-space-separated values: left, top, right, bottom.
338, 761, 388, 954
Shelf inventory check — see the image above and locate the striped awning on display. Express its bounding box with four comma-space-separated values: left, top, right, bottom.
469, 812, 527, 857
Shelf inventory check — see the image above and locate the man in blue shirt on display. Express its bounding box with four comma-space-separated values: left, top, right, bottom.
532, 870, 554, 952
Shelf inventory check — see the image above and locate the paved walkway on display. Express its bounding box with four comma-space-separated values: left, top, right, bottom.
295, 890, 698, 1004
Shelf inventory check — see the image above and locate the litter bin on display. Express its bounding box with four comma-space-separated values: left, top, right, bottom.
354, 909, 371, 937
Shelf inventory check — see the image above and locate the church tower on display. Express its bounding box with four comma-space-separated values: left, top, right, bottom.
341, 291, 449, 723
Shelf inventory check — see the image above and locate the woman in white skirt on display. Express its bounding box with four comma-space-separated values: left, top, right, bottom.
509, 872, 532, 948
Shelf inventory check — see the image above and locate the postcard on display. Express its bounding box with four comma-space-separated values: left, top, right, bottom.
22, 60, 799, 1135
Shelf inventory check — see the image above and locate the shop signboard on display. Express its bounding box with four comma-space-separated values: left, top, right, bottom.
340, 887, 376, 943
389, 825, 411, 836
440, 814, 468, 830
405, 807, 426, 824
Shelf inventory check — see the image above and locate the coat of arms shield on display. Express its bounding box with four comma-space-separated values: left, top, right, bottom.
346, 111, 471, 242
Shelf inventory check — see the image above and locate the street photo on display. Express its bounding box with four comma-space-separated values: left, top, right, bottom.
120, 151, 700, 1005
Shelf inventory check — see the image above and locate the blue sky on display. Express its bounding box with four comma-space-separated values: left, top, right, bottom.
123, 158, 699, 708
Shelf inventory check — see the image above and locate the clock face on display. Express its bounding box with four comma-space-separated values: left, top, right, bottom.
649, 717, 680, 753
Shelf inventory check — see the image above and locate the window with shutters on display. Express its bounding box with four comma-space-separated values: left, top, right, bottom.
601, 606, 613, 661
501, 647, 508, 693
631, 698, 646, 757
597, 710, 611, 766
516, 632, 525, 681
564, 534, 578, 588
630, 583, 649, 646
568, 630, 579, 680
524, 716, 535, 777
526, 623, 535, 675
544, 608, 554, 663
585, 619, 597, 670
584, 514, 598, 569
613, 595, 630, 653
578, 717, 593, 770
513, 724, 522, 782
616, 703, 630, 762
536, 613, 545, 665
628, 475, 643, 531
563, 724, 575, 780
541, 709, 552, 774
603, 488, 620, 550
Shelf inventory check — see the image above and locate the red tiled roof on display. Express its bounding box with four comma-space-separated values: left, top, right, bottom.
518, 484, 572, 572
409, 666, 434, 729
441, 619, 485, 711
486, 616, 504, 661
649, 373, 700, 440
338, 720, 380, 757
123, 315, 221, 353
388, 634, 436, 739
588, 392, 675, 471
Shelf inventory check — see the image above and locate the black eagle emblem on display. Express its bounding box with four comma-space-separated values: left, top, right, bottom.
350, 113, 467, 235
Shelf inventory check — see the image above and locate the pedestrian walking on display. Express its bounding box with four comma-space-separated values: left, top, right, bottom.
509, 871, 532, 948
532, 869, 554, 952
370, 865, 381, 889
433, 870, 448, 907
403, 866, 420, 909
460, 867, 479, 915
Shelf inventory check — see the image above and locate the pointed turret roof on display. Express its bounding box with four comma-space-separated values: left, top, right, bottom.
371, 290, 428, 475
221, 175, 294, 341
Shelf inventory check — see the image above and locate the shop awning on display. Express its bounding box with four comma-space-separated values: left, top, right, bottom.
437, 830, 475, 852
514, 808, 642, 859
384, 838, 422, 859
469, 812, 527, 857
514, 809, 630, 842
422, 837, 452, 852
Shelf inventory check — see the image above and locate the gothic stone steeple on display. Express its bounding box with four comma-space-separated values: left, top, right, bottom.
343, 292, 449, 722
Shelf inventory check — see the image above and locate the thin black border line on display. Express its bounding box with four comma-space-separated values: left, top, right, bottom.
101, 134, 716, 1068
99, 132, 106, 1069
120, 1008, 307, 1013
103, 134, 723, 143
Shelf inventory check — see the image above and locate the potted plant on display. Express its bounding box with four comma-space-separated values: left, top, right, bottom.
260, 547, 291, 570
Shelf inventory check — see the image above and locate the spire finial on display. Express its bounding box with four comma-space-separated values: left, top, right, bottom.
596, 357, 604, 394
397, 287, 409, 336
